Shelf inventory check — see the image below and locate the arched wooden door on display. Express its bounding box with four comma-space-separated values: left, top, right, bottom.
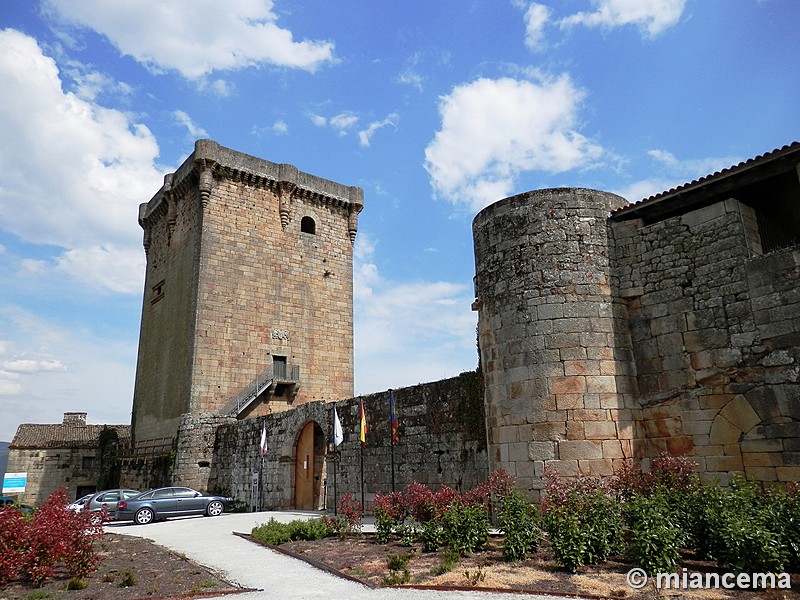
294, 422, 316, 510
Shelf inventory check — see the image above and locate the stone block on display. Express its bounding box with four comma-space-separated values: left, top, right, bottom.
579, 458, 615, 476
545, 459, 579, 477
718, 395, 761, 433
559, 440, 603, 460
776, 467, 800, 482
531, 421, 567, 441
709, 416, 742, 445
742, 452, 783, 467
566, 420, 585, 440
745, 466, 777, 481
584, 421, 618, 439
550, 376, 586, 394
586, 375, 617, 393
556, 394, 584, 410
740, 438, 784, 453
528, 441, 555, 461
601, 439, 625, 458
705, 455, 744, 472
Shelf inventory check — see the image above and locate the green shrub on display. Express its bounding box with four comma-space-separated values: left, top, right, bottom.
382, 553, 412, 585
431, 550, 460, 575
442, 503, 489, 555
625, 493, 684, 575
543, 507, 586, 573
497, 489, 541, 561
696, 477, 787, 573
119, 568, 136, 587
420, 519, 443, 552
66, 577, 88, 590
251, 517, 333, 546
543, 489, 623, 573
396, 521, 421, 547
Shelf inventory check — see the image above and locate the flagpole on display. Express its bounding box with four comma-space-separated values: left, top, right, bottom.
359, 399, 367, 510
389, 389, 396, 493
360, 442, 365, 509
333, 446, 338, 516
332, 406, 343, 516
260, 452, 264, 511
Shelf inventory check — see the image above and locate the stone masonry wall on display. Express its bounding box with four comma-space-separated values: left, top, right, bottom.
203, 374, 488, 510
6, 448, 98, 505
133, 140, 362, 445
611, 198, 800, 484
472, 189, 634, 500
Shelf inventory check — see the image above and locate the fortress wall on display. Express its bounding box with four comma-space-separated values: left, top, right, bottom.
612, 198, 800, 484
204, 374, 488, 510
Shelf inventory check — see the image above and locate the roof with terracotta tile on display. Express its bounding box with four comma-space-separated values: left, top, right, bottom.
9, 423, 131, 450
611, 141, 800, 222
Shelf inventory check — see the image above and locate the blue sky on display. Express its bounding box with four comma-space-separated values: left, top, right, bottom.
0, 0, 798, 442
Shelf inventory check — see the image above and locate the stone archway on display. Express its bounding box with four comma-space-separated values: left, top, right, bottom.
294, 421, 326, 510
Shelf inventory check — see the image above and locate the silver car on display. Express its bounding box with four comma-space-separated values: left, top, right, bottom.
86, 488, 141, 518
67, 494, 94, 512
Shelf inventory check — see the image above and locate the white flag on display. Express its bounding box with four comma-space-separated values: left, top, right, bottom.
259, 425, 268, 457
333, 407, 343, 448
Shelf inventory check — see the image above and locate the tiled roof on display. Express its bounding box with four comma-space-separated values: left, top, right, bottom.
9, 423, 131, 450
611, 141, 800, 221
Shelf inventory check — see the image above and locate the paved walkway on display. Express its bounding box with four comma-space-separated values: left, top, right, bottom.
107, 511, 564, 600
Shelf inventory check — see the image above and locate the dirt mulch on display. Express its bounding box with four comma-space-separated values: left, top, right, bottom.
0, 533, 245, 600
256, 534, 800, 599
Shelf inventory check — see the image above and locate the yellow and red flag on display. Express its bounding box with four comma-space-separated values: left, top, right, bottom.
359, 399, 367, 447
390, 390, 399, 445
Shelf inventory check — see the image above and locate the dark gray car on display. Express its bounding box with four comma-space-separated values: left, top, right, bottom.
115, 487, 231, 525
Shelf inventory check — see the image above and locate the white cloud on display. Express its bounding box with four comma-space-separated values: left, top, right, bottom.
559, 0, 686, 37
353, 235, 477, 394
424, 74, 604, 211
173, 109, 208, 139
329, 112, 359, 135
309, 113, 328, 127
0, 308, 136, 441
0, 29, 161, 293
613, 149, 742, 202
310, 111, 365, 138
518, 2, 552, 51
43, 0, 336, 79
358, 113, 398, 147
3, 359, 67, 373
272, 120, 289, 135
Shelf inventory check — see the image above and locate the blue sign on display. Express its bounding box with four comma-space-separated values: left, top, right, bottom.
2, 472, 27, 494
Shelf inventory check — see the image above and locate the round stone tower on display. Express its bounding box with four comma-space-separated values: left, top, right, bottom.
472, 188, 635, 499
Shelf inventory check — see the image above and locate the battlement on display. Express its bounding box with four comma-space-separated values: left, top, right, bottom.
139, 139, 364, 241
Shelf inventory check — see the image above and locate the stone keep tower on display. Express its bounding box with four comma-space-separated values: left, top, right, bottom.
132, 139, 363, 445
472, 188, 635, 499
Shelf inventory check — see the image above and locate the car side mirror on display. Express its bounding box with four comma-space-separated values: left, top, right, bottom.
195, 492, 201, 497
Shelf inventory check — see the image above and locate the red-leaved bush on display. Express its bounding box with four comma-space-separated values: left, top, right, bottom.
0, 488, 105, 585
336, 492, 363, 533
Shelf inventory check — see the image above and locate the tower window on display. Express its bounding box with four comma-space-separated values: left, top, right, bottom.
301, 216, 316, 234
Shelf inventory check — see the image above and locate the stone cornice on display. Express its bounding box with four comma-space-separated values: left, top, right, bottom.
139, 139, 364, 232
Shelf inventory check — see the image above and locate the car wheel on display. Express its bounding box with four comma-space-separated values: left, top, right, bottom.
135, 508, 154, 525
206, 500, 224, 517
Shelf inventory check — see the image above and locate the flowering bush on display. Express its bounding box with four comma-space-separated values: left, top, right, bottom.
0, 488, 104, 585
371, 470, 515, 549
336, 493, 363, 534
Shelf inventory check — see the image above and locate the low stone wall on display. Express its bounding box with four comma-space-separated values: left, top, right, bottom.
203, 372, 488, 510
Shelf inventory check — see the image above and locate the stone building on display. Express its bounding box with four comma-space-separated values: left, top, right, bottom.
474, 142, 800, 499
132, 139, 363, 447
6, 413, 130, 504
11, 140, 799, 509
